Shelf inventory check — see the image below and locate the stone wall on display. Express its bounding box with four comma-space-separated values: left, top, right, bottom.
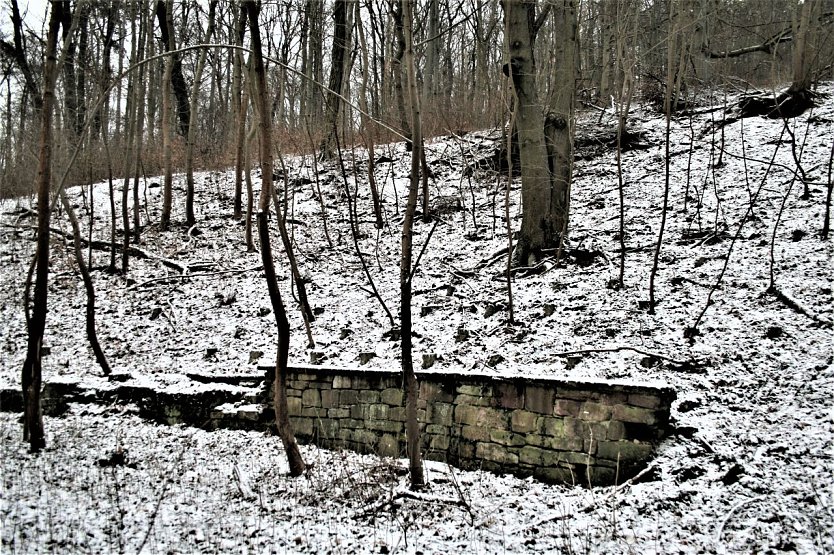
262, 365, 676, 486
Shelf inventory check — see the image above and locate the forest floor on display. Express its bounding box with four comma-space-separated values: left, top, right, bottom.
1, 84, 833, 554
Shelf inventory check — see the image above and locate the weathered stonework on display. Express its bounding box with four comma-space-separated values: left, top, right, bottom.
255, 365, 675, 486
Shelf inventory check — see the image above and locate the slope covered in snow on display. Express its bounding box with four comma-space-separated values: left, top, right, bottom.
1, 84, 832, 553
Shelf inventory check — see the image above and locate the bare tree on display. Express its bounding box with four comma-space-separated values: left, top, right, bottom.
400, 0, 425, 490
21, 0, 65, 452
245, 0, 306, 478
185, 0, 218, 227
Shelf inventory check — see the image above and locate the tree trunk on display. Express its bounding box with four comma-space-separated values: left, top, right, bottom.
245, 0, 306, 478
545, 0, 576, 259
185, 0, 218, 227
156, 1, 190, 138
159, 67, 174, 230
391, 2, 412, 149
504, 0, 562, 265
319, 0, 350, 159
400, 0, 425, 490
132, 5, 149, 243
355, 0, 383, 229
232, 5, 248, 220
22, 0, 65, 452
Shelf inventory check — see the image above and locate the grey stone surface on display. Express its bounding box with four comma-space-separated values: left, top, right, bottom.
255, 364, 675, 486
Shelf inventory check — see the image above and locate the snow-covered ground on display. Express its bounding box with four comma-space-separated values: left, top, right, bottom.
1, 84, 833, 553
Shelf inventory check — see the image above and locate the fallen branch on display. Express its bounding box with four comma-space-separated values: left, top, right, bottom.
767, 286, 833, 327
550, 346, 693, 367
714, 495, 766, 546
130, 265, 263, 290
359, 484, 470, 518
6, 223, 216, 274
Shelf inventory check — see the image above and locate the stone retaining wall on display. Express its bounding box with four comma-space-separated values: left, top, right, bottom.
262, 365, 676, 486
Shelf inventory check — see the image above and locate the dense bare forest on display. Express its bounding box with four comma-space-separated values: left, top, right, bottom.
1, 1, 833, 553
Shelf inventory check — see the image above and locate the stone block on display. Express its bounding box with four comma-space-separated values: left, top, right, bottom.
368, 419, 402, 433
519, 446, 545, 465
359, 390, 380, 404
301, 407, 326, 418
426, 424, 447, 435
368, 404, 389, 420
544, 436, 584, 452
489, 430, 526, 447
495, 382, 524, 409
332, 375, 351, 389
378, 434, 400, 458
428, 434, 450, 451
559, 388, 596, 401
553, 399, 581, 417
580, 402, 612, 422
461, 425, 490, 442
543, 449, 592, 466
587, 466, 617, 486
457, 384, 488, 396
456, 442, 475, 460
511, 410, 539, 433
454, 405, 508, 428
420, 381, 456, 403
428, 402, 454, 426
587, 422, 610, 442
344, 418, 364, 429
388, 407, 406, 422
596, 440, 653, 463
381, 388, 404, 406
534, 466, 577, 485
352, 377, 372, 389
321, 390, 339, 409
287, 397, 302, 417
607, 420, 626, 441
600, 391, 628, 405
541, 417, 565, 437
525, 386, 555, 414
328, 408, 350, 419
612, 404, 657, 425
454, 393, 490, 407
301, 389, 321, 407
475, 442, 518, 465
337, 429, 353, 443
350, 405, 365, 419
340, 389, 359, 405
627, 393, 661, 409
319, 419, 340, 437
290, 417, 314, 436
353, 429, 377, 446
525, 433, 545, 447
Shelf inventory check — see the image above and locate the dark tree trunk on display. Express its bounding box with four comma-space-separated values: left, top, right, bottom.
246, 0, 306, 477
319, 0, 350, 158
400, 0, 425, 490
155, 0, 190, 137
22, 0, 65, 452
